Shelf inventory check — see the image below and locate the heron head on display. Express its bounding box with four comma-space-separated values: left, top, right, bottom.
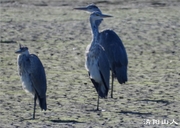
15, 44, 29, 54
90, 11, 112, 21
74, 4, 101, 13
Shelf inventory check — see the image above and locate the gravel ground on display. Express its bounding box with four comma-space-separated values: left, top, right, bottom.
0, 0, 180, 127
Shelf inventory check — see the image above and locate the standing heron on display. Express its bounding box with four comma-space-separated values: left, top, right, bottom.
84, 12, 112, 110
15, 44, 47, 119
74, 4, 128, 98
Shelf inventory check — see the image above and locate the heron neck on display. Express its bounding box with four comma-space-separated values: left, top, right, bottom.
95, 20, 102, 27
90, 18, 99, 43
22, 50, 30, 56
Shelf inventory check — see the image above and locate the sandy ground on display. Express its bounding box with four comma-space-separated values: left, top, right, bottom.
0, 0, 180, 127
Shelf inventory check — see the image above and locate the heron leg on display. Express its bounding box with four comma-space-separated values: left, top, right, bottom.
96, 85, 100, 111
111, 72, 114, 98
97, 94, 99, 111
33, 94, 37, 119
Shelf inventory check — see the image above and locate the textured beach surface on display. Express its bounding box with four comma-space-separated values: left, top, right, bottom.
0, 0, 180, 127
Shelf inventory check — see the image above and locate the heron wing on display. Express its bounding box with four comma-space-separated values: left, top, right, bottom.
99, 49, 110, 88
97, 47, 110, 97
28, 54, 47, 98
100, 30, 128, 83
100, 30, 128, 66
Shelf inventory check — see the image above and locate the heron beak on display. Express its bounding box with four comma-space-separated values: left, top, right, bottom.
74, 7, 88, 11
101, 14, 113, 18
15, 49, 22, 53
15, 43, 22, 53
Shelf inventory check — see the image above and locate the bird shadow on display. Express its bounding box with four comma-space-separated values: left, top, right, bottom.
137, 99, 170, 105
0, 40, 17, 44
86, 108, 106, 112
19, 117, 37, 121
119, 110, 152, 115
50, 119, 84, 124
19, 117, 84, 124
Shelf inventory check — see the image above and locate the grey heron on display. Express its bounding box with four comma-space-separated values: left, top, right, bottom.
84, 12, 112, 110
15, 44, 47, 119
74, 4, 128, 98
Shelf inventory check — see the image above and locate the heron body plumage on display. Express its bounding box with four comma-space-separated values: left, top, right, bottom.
18, 53, 34, 94
85, 43, 109, 98
16, 45, 47, 119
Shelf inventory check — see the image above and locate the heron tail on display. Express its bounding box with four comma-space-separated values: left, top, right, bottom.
115, 66, 128, 84
91, 79, 109, 98
37, 95, 47, 111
